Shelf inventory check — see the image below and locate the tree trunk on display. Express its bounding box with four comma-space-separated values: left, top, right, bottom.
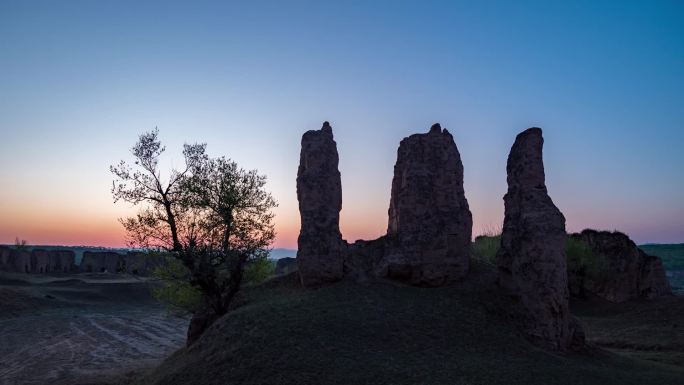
164, 200, 182, 252
185, 252, 247, 346
186, 303, 220, 346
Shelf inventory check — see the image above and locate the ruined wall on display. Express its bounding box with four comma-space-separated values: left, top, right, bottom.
121, 252, 163, 275
49, 250, 77, 273
9, 250, 32, 273
81, 251, 123, 273
0, 246, 11, 271
30, 250, 52, 273
0, 247, 161, 275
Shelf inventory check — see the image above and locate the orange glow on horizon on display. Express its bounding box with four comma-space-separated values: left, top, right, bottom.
0, 220, 126, 248
0, 203, 513, 250
2, 199, 678, 249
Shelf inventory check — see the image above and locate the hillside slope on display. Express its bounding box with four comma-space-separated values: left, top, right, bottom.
140, 263, 684, 385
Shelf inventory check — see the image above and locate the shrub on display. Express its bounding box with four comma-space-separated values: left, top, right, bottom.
153, 253, 276, 314
152, 257, 202, 314
244, 254, 276, 285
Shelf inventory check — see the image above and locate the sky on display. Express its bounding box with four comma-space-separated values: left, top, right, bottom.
0, 0, 682, 248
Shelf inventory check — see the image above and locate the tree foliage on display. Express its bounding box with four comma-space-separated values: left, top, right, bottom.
110, 128, 207, 251
152, 257, 203, 314
112, 129, 277, 324
244, 256, 276, 285
176, 156, 276, 316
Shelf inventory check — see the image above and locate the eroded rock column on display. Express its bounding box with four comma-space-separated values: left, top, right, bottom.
381, 123, 472, 286
296, 122, 345, 286
496, 127, 583, 350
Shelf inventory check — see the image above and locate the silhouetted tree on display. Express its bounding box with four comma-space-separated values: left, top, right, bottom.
180, 156, 276, 320
14, 237, 28, 250
110, 128, 206, 251
113, 129, 277, 344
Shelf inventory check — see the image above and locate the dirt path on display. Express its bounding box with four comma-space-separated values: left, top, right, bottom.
0, 308, 187, 385
0, 273, 189, 385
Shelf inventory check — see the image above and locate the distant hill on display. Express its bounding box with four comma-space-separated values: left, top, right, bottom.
269, 248, 296, 260
639, 244, 684, 270
639, 243, 684, 295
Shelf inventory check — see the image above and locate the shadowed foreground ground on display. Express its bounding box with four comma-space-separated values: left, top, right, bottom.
0, 274, 187, 385
138, 262, 684, 385
2, 262, 683, 385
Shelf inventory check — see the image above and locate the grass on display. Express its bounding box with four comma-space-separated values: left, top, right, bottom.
565, 236, 609, 276
136, 269, 684, 385
473, 234, 626, 278
471, 235, 500, 264
471, 226, 502, 264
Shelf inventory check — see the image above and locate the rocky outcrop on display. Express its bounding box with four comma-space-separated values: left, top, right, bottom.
641, 255, 672, 297
496, 127, 582, 351
568, 229, 672, 302
81, 251, 123, 273
296, 122, 345, 287
294, 122, 472, 287
345, 238, 387, 282
378, 123, 472, 286
274, 257, 298, 276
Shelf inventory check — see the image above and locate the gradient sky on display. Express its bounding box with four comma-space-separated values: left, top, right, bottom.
1, 0, 683, 248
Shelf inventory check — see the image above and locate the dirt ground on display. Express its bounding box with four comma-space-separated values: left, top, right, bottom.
0, 273, 188, 385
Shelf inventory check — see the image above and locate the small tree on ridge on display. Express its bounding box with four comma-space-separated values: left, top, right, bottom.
111, 129, 277, 344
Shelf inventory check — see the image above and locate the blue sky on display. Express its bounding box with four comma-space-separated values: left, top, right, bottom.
0, 0, 682, 247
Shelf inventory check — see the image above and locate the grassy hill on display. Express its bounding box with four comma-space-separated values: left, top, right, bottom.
136, 261, 684, 385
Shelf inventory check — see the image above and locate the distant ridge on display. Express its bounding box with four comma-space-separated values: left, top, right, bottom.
0, 245, 297, 262
639, 243, 684, 247
269, 248, 296, 260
